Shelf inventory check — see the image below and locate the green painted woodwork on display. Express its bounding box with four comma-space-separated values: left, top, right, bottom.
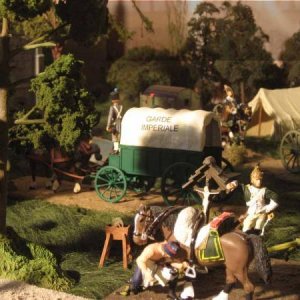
94, 166, 127, 203
97, 144, 222, 203
109, 145, 222, 177
161, 162, 201, 206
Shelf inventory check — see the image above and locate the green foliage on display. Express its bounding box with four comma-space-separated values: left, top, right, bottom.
183, 1, 283, 99
183, 2, 220, 82
6, 199, 133, 298
223, 143, 247, 167
281, 31, 300, 62
14, 14, 53, 40
0, 227, 73, 291
245, 136, 280, 159
0, 0, 51, 20
107, 46, 192, 102
264, 193, 300, 260
55, 0, 108, 46
10, 54, 99, 153
288, 61, 300, 86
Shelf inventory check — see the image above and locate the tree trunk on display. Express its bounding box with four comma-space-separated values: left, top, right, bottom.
51, 42, 64, 60
0, 19, 10, 234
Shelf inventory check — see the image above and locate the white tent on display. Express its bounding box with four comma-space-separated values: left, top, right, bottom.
246, 87, 300, 140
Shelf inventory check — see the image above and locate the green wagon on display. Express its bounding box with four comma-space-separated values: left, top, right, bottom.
93, 107, 225, 206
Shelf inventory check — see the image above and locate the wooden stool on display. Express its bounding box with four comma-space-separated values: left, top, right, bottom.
99, 225, 132, 269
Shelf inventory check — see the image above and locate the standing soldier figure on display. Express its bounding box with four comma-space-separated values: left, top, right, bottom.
106, 89, 123, 153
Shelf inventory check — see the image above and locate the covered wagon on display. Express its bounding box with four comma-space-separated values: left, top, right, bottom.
94, 107, 223, 205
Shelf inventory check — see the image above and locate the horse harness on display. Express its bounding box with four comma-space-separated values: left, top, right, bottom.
142, 206, 205, 265
189, 209, 205, 264
145, 206, 185, 239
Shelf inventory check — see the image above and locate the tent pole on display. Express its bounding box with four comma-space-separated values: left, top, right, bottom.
240, 82, 245, 104
258, 103, 262, 137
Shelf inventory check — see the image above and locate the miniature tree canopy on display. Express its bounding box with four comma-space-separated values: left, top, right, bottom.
10, 54, 99, 153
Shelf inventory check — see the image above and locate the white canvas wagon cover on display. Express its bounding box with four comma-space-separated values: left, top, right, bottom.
120, 107, 220, 152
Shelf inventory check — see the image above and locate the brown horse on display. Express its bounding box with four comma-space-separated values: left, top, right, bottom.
27, 138, 102, 192
132, 205, 271, 300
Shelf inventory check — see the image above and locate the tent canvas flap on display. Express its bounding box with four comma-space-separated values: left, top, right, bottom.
247, 87, 300, 139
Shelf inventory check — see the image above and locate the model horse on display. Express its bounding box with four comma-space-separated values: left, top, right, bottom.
27, 137, 102, 193
133, 204, 271, 300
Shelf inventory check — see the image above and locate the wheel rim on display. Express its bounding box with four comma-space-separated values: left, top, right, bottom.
161, 162, 200, 206
280, 130, 300, 173
94, 166, 127, 202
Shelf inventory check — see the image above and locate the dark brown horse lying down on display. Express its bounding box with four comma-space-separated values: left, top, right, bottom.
132, 205, 271, 300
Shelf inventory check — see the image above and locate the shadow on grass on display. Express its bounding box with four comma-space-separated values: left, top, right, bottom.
245, 137, 280, 159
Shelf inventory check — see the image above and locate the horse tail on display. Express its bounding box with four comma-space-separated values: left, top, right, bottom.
248, 234, 272, 284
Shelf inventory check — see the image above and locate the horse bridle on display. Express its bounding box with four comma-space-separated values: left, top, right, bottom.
134, 206, 186, 241
133, 209, 154, 238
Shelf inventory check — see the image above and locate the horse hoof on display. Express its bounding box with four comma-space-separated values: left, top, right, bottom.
52, 180, 60, 192
29, 182, 37, 190
73, 183, 81, 194
45, 180, 52, 189
212, 290, 229, 300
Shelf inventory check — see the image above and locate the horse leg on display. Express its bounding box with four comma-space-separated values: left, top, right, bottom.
212, 268, 236, 300
234, 268, 254, 300
73, 180, 81, 193
216, 233, 254, 299
28, 159, 37, 190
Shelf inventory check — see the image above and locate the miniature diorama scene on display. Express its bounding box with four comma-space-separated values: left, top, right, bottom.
1, 1, 300, 300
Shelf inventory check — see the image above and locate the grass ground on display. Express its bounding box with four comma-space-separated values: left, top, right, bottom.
4, 137, 300, 299
5, 188, 300, 299
6, 199, 134, 299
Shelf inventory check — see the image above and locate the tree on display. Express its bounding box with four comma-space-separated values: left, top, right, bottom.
107, 46, 192, 104
0, 0, 154, 234
183, 1, 282, 100
182, 2, 220, 82
0, 0, 109, 234
12, 0, 109, 60
213, 1, 275, 99
166, 0, 188, 56
280, 31, 300, 87
10, 54, 99, 154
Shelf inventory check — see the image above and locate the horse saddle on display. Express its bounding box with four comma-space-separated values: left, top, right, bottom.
195, 212, 236, 262
196, 229, 224, 262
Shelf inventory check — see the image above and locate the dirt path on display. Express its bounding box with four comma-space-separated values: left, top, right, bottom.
0, 278, 91, 300
7, 155, 300, 300
106, 259, 300, 300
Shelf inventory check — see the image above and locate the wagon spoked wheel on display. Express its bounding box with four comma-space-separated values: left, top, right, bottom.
94, 166, 127, 203
161, 162, 200, 206
280, 130, 300, 173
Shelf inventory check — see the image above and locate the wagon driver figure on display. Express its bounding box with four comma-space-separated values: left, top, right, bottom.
106, 88, 123, 153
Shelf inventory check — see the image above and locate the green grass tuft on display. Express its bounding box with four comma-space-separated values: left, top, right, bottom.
0, 228, 73, 291
245, 136, 280, 159
6, 199, 134, 298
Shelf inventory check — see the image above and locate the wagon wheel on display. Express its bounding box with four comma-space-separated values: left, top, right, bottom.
161, 162, 201, 206
94, 166, 127, 203
280, 130, 300, 173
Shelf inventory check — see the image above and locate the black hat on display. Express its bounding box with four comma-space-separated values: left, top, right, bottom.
110, 88, 120, 101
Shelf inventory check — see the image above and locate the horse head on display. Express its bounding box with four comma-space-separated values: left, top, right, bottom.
133, 204, 154, 246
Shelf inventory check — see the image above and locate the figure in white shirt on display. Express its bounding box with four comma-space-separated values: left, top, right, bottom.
241, 165, 279, 235
106, 89, 123, 153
